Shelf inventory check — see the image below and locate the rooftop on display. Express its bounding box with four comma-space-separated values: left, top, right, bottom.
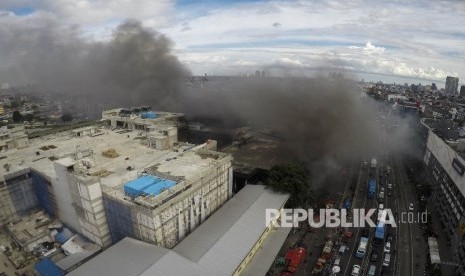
1, 126, 225, 190
68, 185, 289, 276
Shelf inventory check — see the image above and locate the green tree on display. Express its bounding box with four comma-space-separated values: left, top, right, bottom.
12, 111, 23, 123
265, 163, 312, 208
61, 113, 73, 122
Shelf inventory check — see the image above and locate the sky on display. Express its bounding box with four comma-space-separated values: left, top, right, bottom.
1, 0, 465, 86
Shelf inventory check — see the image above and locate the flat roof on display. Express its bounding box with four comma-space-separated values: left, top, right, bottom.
1, 126, 227, 195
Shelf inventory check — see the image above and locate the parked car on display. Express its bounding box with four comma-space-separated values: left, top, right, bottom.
408, 203, 414, 211
352, 265, 361, 276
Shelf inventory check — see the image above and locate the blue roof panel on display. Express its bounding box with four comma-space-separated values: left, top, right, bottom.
124, 176, 176, 197
35, 258, 65, 276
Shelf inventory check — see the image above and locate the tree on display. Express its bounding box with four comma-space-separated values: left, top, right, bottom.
265, 163, 312, 208
61, 113, 73, 122
12, 111, 23, 123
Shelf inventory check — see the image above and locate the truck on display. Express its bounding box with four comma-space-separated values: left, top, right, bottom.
281, 247, 307, 275
371, 158, 377, 168
368, 179, 376, 199
356, 237, 368, 258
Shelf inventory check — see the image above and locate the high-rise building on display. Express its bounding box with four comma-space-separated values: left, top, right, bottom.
445, 76, 459, 95
460, 85, 465, 97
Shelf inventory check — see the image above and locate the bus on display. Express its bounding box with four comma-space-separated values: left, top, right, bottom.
368, 179, 376, 199
356, 237, 368, 258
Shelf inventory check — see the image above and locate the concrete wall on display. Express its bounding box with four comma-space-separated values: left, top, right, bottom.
53, 161, 80, 231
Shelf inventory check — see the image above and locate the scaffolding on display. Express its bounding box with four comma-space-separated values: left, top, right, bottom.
103, 194, 135, 244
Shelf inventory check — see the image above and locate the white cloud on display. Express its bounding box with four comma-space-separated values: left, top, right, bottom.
1, 0, 465, 83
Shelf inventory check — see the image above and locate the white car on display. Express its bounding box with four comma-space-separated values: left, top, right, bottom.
352, 264, 361, 276
384, 242, 391, 253
408, 203, 414, 211
387, 183, 393, 189
378, 204, 384, 210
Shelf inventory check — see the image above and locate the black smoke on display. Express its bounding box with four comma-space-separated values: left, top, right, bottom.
1, 19, 414, 187
0, 19, 189, 108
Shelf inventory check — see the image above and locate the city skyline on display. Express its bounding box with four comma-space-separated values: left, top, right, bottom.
0, 0, 464, 86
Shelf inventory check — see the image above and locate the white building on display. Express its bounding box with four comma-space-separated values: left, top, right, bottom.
0, 123, 232, 250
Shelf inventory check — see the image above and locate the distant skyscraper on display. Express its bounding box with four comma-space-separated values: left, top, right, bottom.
445, 76, 459, 95
431, 83, 437, 91
460, 85, 465, 97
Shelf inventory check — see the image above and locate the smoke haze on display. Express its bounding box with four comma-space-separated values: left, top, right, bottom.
0, 19, 415, 187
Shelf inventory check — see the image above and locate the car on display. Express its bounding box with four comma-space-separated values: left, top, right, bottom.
367, 265, 377, 276
382, 253, 391, 267
370, 251, 378, 262
378, 203, 384, 210
352, 264, 361, 276
380, 187, 385, 193
339, 245, 347, 255
408, 203, 414, 211
334, 258, 341, 266
387, 183, 393, 189
384, 242, 391, 253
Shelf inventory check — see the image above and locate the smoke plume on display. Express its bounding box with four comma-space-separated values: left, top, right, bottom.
0, 18, 189, 108
0, 18, 414, 188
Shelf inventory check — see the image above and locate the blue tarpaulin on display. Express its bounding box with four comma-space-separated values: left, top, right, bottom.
35, 258, 65, 276
124, 175, 176, 197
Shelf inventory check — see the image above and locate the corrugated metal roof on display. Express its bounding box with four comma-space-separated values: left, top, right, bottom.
192, 185, 289, 275
67, 238, 169, 276
69, 185, 289, 276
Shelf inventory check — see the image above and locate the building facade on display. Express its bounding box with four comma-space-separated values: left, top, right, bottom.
445, 76, 459, 96
424, 129, 465, 275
